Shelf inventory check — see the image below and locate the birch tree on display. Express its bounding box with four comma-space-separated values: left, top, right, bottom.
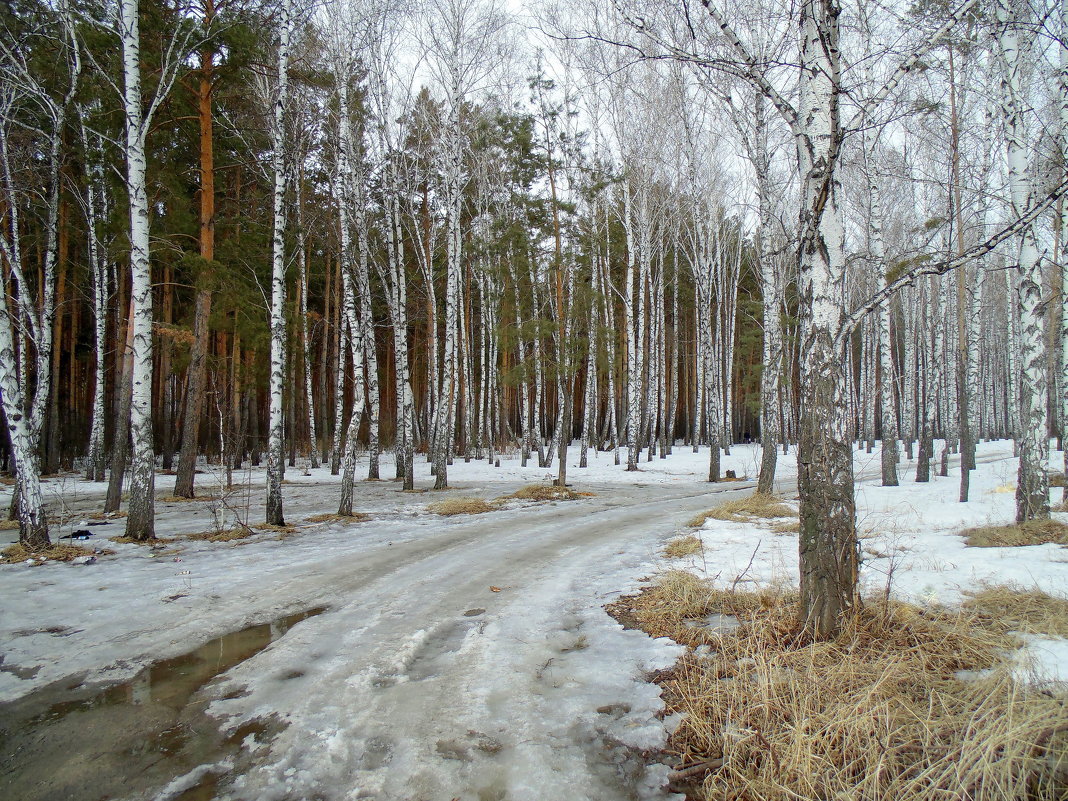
1060, 0, 1068, 501
996, 0, 1049, 522
266, 0, 294, 526
422, 0, 509, 489
0, 2, 80, 546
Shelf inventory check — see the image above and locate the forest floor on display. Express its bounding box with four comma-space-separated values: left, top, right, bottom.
0, 441, 1066, 801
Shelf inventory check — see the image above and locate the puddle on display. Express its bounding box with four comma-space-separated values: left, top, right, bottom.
0, 605, 326, 801
0, 655, 41, 680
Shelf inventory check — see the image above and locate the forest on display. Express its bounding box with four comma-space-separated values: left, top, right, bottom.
1, 0, 1066, 640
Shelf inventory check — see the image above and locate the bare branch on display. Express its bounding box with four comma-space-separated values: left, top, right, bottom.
836, 174, 1068, 347
846, 0, 978, 132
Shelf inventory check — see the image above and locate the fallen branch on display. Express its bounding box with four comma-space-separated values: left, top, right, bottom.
669, 757, 725, 784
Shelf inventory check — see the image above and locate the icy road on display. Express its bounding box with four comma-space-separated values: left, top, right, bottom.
0, 456, 760, 801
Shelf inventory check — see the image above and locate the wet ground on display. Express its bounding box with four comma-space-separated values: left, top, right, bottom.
0, 607, 325, 801
0, 464, 770, 801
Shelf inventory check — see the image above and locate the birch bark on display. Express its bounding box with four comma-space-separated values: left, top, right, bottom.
792, 0, 858, 636
265, 0, 293, 526
1060, 0, 1068, 500
120, 0, 157, 540
996, 0, 1049, 521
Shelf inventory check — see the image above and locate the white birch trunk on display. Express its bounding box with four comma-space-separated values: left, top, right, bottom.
793, 0, 857, 637
121, 0, 156, 540
353, 179, 380, 480
622, 181, 640, 471
752, 98, 783, 493
338, 282, 366, 516
296, 186, 318, 469
997, 0, 1049, 520
1060, 0, 1068, 499
866, 147, 898, 484
433, 92, 463, 489
265, 0, 292, 525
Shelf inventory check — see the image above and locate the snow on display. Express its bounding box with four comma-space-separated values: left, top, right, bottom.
1, 439, 1066, 800
674, 439, 1068, 689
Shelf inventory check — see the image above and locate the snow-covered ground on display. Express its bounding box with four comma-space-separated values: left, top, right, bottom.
0, 440, 1065, 800
673, 439, 1068, 684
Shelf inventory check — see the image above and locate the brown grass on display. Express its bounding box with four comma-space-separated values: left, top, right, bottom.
110, 535, 171, 545
663, 535, 704, 559
428, 496, 496, 516
963, 583, 1068, 638
770, 520, 800, 535
688, 493, 795, 527
1048, 472, 1065, 488
304, 512, 369, 524
182, 528, 254, 542
501, 484, 594, 502
962, 519, 1068, 548
87, 510, 127, 521
1, 543, 112, 563
609, 572, 1067, 801
158, 495, 219, 503
0, 519, 20, 531
256, 523, 299, 534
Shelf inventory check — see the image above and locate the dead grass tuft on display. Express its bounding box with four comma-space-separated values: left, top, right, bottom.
182, 528, 254, 542
255, 523, 299, 534
688, 493, 795, 527
158, 495, 218, 504
962, 519, 1068, 548
770, 519, 800, 535
0, 519, 20, 531
1, 543, 112, 563
110, 535, 168, 545
963, 583, 1068, 638
609, 574, 1067, 801
304, 512, 369, 524
428, 496, 496, 516
87, 510, 126, 521
501, 484, 593, 502
663, 536, 704, 559
1049, 472, 1066, 488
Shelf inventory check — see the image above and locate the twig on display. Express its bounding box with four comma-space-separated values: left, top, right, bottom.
731, 540, 761, 592
669, 757, 724, 784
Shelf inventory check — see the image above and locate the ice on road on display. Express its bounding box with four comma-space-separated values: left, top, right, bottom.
1, 449, 755, 801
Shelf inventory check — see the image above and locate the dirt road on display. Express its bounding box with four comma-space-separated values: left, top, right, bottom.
1, 475, 753, 801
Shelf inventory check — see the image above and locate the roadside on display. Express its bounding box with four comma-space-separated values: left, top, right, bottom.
642, 439, 1068, 800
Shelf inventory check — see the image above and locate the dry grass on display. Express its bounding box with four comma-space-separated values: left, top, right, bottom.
182, 527, 254, 542
428, 496, 496, 516
688, 493, 795, 527
110, 535, 172, 544
158, 494, 218, 503
663, 535, 704, 559
1049, 472, 1066, 488
1, 543, 112, 563
0, 519, 20, 531
256, 523, 299, 534
609, 572, 1067, 801
87, 510, 126, 521
962, 519, 1068, 548
963, 583, 1068, 639
501, 484, 594, 502
304, 512, 369, 524
770, 520, 800, 535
